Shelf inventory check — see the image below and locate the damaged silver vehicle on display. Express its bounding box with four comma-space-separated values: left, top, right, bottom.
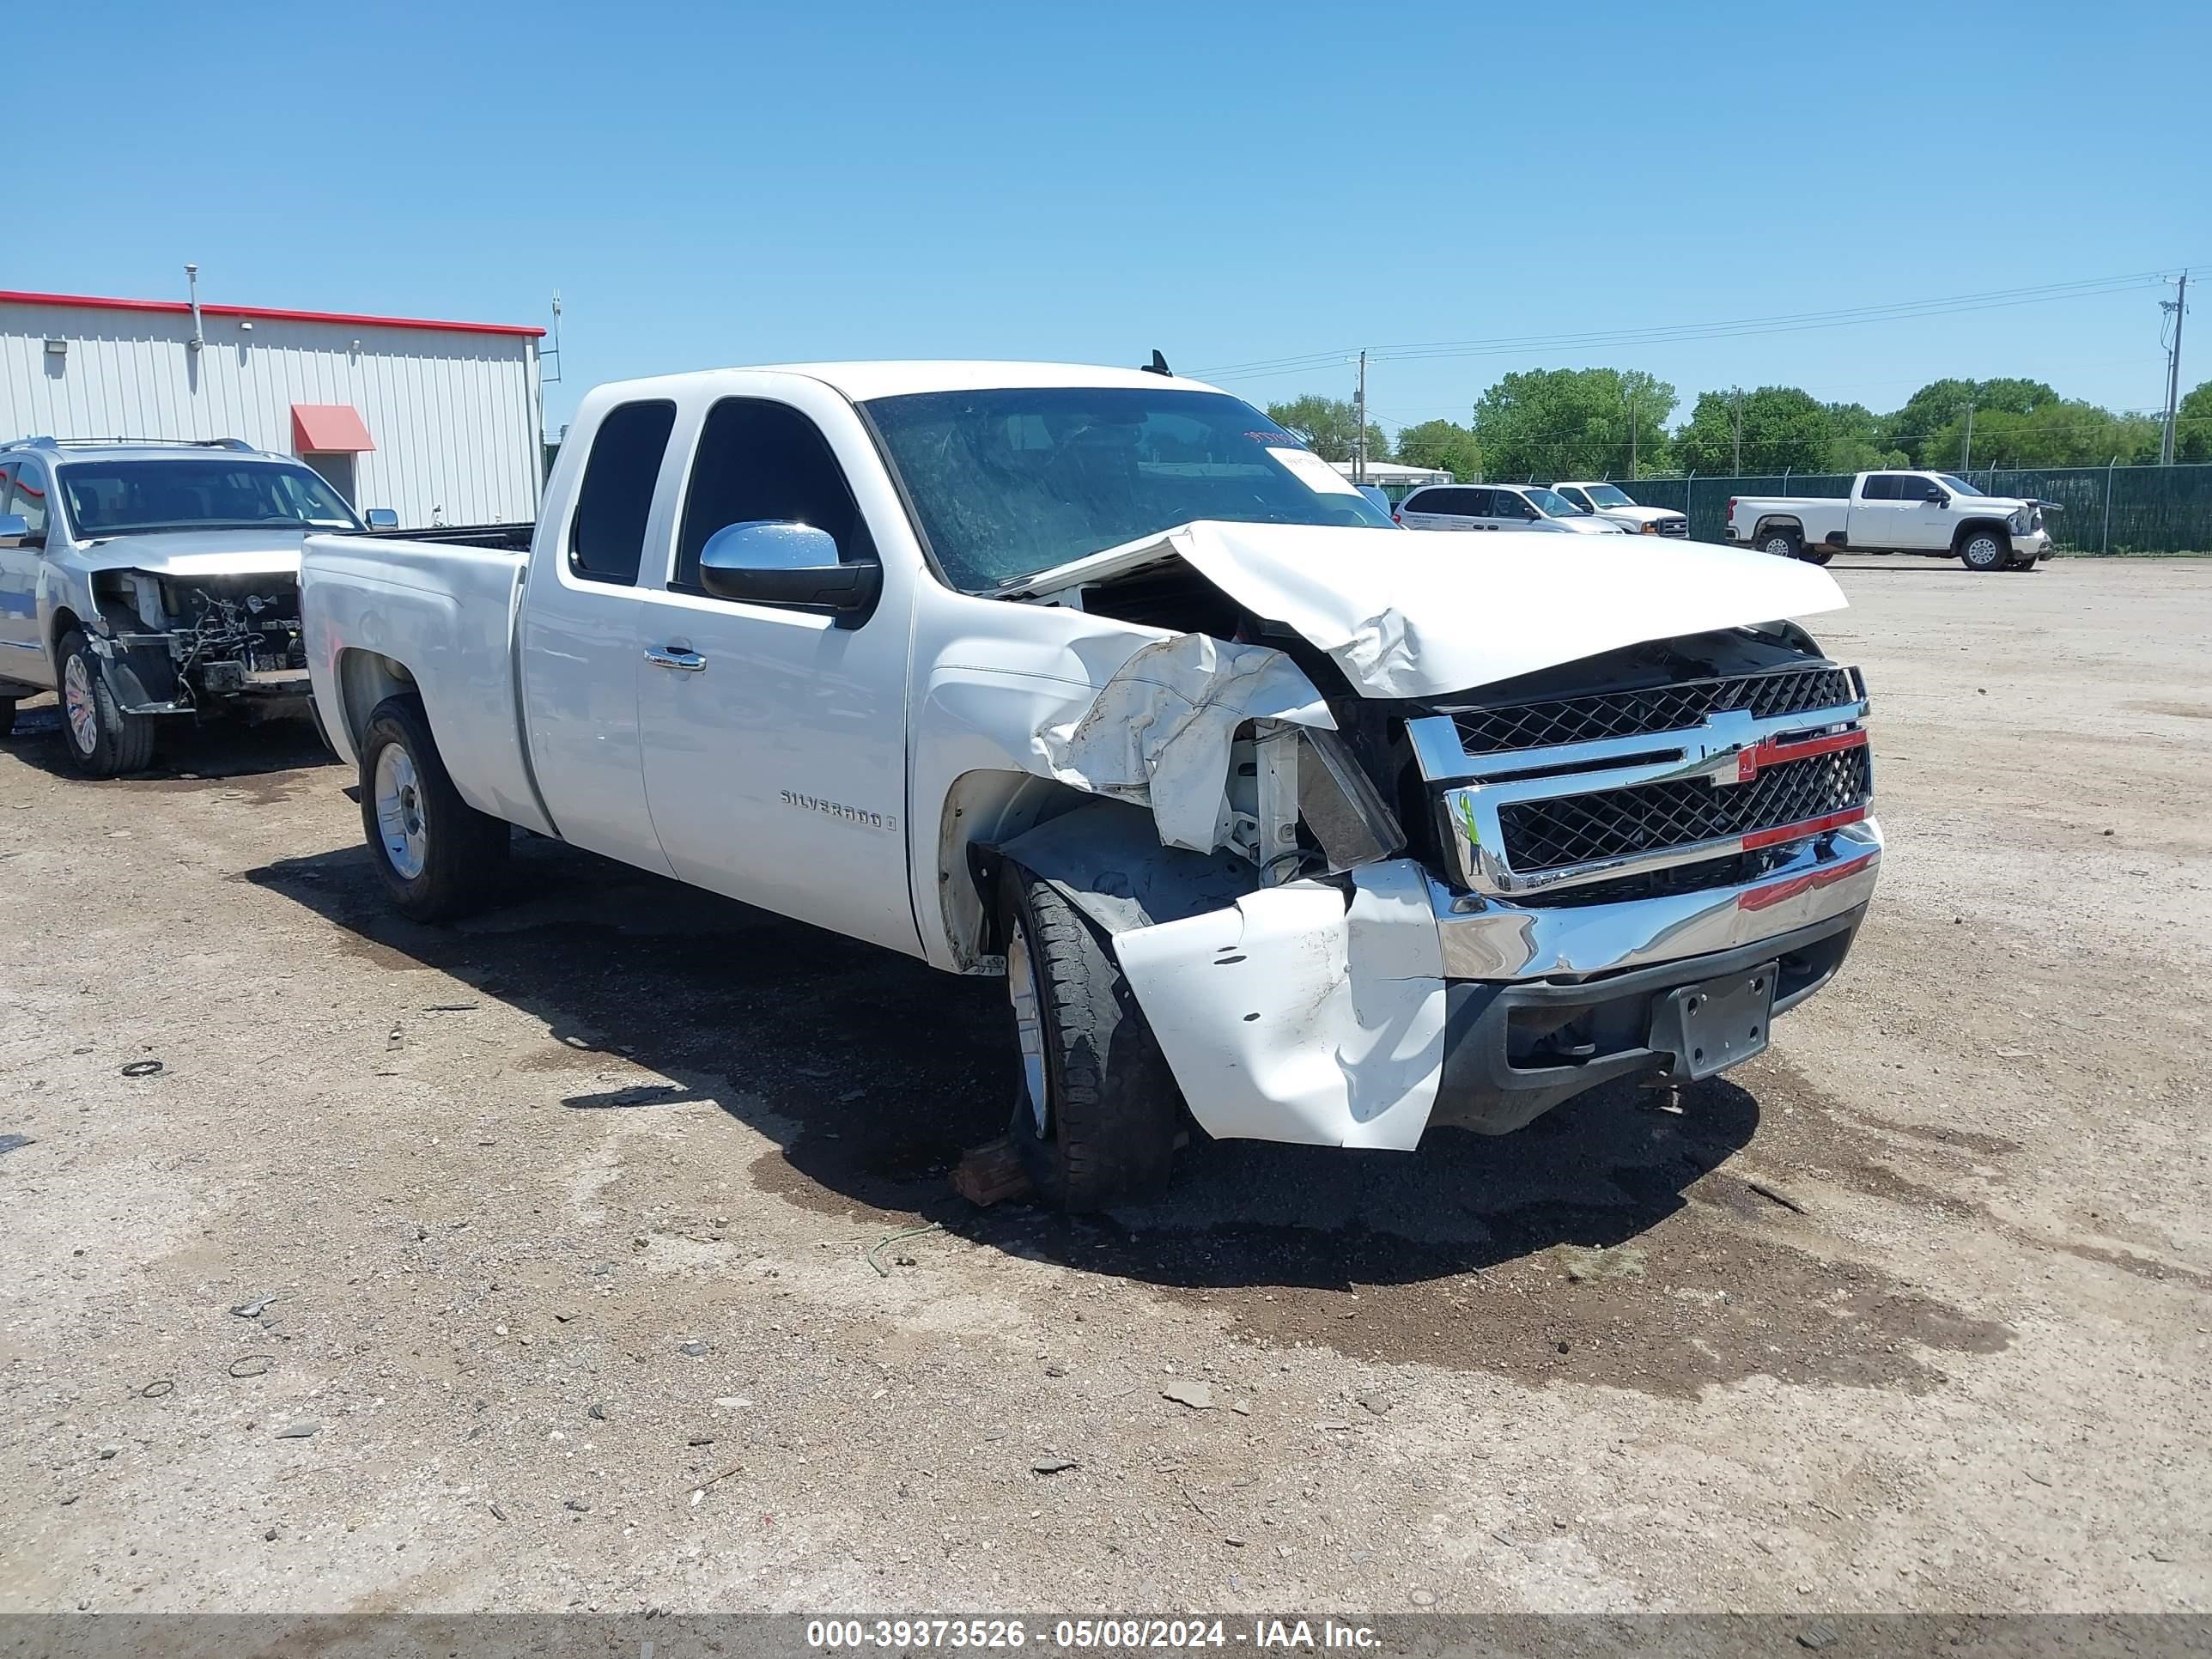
0, 437, 383, 775
299, 362, 1880, 1209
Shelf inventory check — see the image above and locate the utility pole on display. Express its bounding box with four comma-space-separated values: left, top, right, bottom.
1962, 401, 1976, 471
2161, 270, 2190, 465
1354, 349, 1368, 483
1625, 381, 1639, 481
1730, 388, 1743, 474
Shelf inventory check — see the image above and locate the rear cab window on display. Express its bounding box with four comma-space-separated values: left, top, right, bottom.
569, 401, 678, 584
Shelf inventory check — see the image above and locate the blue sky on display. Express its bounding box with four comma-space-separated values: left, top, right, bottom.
48, 0, 2210, 436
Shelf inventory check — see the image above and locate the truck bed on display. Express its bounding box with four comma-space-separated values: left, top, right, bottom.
301, 530, 554, 836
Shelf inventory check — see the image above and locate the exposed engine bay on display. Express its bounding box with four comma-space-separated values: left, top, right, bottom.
94, 569, 310, 718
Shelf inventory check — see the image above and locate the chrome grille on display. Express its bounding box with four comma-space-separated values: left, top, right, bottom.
1656, 519, 1689, 538
1452, 667, 1855, 757
1498, 746, 1871, 874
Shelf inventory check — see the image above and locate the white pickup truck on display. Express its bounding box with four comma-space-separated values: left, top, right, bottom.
1726, 471, 2054, 572
301, 362, 1881, 1209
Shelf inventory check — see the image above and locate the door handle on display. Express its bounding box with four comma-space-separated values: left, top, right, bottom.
645, 646, 706, 672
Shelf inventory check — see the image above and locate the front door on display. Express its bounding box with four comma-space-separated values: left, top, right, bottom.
633, 389, 918, 956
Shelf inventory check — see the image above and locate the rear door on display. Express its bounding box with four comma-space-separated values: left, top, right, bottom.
632, 384, 920, 955
1850, 473, 1915, 550
1399, 487, 1475, 530
0, 461, 52, 676
517, 398, 679, 874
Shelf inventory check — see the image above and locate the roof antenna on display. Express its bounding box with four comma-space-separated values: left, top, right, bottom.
1142, 349, 1172, 377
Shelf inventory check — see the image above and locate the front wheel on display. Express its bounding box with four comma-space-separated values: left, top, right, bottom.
1001, 863, 1181, 1212
0, 697, 15, 738
357, 695, 510, 922
57, 630, 157, 777
1799, 545, 1835, 566
1959, 529, 2010, 572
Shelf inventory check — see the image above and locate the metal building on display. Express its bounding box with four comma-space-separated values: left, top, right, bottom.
1, 283, 546, 527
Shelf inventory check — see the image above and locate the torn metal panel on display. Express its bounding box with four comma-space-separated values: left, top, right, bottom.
1114, 859, 1447, 1150
1031, 630, 1333, 854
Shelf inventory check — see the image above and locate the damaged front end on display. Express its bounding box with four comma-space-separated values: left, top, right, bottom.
91, 569, 311, 720
985, 520, 1880, 1151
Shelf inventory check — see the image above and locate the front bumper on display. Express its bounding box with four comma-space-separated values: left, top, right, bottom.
1113, 820, 1881, 1152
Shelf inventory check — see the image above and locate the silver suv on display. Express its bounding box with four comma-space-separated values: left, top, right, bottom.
0, 437, 392, 775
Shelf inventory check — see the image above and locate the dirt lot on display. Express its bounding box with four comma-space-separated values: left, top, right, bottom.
2, 555, 2207, 1616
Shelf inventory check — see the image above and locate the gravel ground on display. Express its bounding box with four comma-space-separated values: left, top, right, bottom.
1, 555, 2207, 1615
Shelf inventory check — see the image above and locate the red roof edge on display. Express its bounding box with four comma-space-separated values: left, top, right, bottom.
0, 289, 546, 338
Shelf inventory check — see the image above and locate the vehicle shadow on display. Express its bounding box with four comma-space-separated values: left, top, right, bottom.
2, 693, 339, 787
241, 832, 1760, 1296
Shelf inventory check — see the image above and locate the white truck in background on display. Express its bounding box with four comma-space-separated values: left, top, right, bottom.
301, 362, 1881, 1210
1727, 470, 2055, 572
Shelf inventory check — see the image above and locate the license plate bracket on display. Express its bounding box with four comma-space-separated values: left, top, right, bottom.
1650, 963, 1778, 1081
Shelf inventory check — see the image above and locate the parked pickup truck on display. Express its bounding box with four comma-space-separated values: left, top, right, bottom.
1549, 482, 1690, 538
0, 435, 392, 773
1726, 471, 2054, 572
301, 362, 1881, 1209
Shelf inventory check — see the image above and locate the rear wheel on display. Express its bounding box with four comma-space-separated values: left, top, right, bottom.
1759, 526, 1802, 560
357, 695, 510, 922
1959, 528, 2009, 572
57, 629, 157, 777
1001, 864, 1181, 1212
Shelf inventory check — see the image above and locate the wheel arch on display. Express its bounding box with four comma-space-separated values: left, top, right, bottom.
334, 648, 418, 755
1753, 515, 1805, 544
1952, 516, 2012, 553
935, 769, 1100, 972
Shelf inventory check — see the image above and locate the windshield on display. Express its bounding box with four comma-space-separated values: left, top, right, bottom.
1933, 475, 1978, 496
860, 387, 1394, 590
1581, 483, 1635, 507
58, 459, 362, 538
1522, 488, 1583, 517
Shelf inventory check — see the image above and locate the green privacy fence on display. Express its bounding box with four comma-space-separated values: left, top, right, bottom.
1599, 464, 2212, 555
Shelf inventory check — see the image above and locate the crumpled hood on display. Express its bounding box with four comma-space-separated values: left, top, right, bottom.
1028, 520, 1848, 701
70, 527, 313, 578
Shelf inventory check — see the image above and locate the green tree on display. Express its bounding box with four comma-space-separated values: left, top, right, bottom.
2176, 380, 2212, 463
1673, 386, 1832, 475
1265, 395, 1389, 465
1891, 377, 2057, 463
1822, 402, 1907, 472
1471, 368, 1675, 481
1391, 418, 1482, 480
1923, 400, 2160, 469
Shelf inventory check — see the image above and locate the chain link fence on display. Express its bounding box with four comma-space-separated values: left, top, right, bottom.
1601, 464, 2212, 555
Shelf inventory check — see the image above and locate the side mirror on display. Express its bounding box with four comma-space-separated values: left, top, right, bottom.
1923, 487, 1946, 504
698, 520, 882, 623
363, 507, 399, 531
0, 513, 28, 547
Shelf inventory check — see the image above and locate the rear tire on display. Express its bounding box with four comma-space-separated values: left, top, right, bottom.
57, 629, 157, 777
1000, 863, 1181, 1212
357, 695, 510, 923
1959, 528, 2009, 572
1759, 527, 1803, 560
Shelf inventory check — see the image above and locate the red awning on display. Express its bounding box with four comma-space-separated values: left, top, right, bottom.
291, 404, 375, 453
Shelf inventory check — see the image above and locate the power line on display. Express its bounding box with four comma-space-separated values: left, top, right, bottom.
1193, 264, 2197, 384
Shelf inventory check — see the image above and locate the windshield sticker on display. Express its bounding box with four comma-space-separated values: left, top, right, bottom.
1266, 447, 1364, 498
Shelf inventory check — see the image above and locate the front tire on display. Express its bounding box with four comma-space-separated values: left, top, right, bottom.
1799, 545, 1835, 566
0, 697, 15, 738
358, 695, 509, 922
1000, 864, 1181, 1212
57, 630, 157, 777
1959, 528, 2010, 572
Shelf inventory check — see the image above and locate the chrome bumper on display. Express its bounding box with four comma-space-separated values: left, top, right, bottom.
1432, 818, 1882, 981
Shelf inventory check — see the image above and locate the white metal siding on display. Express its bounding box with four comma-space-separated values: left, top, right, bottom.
1, 300, 541, 527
